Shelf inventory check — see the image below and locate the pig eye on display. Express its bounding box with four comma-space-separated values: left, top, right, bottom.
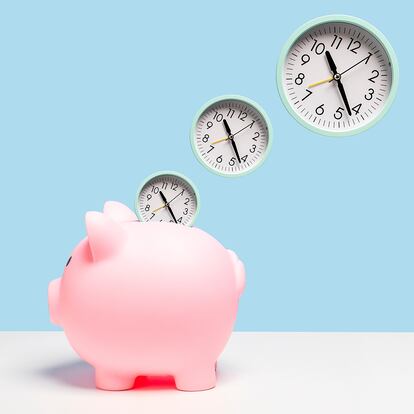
65, 256, 72, 267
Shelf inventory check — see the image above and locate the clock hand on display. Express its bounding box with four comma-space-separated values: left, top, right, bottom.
340, 53, 372, 77
159, 190, 178, 223
223, 119, 241, 163
308, 75, 333, 88
210, 121, 255, 145
325, 51, 352, 116
151, 191, 182, 213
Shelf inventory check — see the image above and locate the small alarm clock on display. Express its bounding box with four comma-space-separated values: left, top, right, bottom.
135, 171, 199, 225
190, 95, 272, 177
277, 15, 399, 136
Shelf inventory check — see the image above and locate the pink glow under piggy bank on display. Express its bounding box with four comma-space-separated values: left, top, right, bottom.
48, 201, 245, 391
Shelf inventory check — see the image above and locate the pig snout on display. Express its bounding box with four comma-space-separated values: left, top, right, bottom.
48, 277, 62, 326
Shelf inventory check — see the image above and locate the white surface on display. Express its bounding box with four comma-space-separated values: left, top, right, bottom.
1, 332, 414, 413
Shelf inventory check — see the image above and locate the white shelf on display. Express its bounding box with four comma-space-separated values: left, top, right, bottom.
1, 332, 414, 413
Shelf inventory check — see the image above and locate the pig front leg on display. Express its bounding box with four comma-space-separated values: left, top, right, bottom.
95, 368, 136, 391
175, 362, 216, 391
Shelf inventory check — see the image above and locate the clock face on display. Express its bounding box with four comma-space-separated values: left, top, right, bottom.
135, 172, 199, 226
277, 16, 398, 136
191, 96, 272, 176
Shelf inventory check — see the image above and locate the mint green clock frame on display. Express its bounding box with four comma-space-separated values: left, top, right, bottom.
276, 15, 399, 137
135, 170, 200, 226
190, 95, 273, 177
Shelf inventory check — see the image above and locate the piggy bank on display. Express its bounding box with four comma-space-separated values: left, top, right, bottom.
48, 201, 245, 391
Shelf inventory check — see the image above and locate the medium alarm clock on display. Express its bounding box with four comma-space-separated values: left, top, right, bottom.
190, 95, 272, 176
135, 171, 199, 225
277, 15, 399, 136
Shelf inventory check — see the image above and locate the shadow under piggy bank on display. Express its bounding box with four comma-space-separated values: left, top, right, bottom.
37, 359, 237, 391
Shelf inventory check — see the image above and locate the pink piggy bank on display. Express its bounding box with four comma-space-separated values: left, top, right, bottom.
48, 201, 245, 391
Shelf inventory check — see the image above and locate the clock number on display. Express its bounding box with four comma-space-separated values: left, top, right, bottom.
229, 157, 236, 166
295, 72, 305, 85
347, 38, 361, 54
252, 131, 259, 141
302, 88, 313, 101
315, 104, 325, 115
241, 155, 248, 162
310, 39, 325, 55
202, 134, 209, 143
331, 35, 343, 49
150, 213, 155, 220
177, 217, 183, 223
238, 111, 247, 121
145, 204, 150, 212
161, 182, 168, 190
206, 121, 213, 129
334, 107, 344, 120
216, 155, 223, 163
227, 108, 235, 118
146, 194, 152, 201
183, 208, 188, 216
301, 54, 310, 65
170, 182, 178, 191
250, 144, 256, 153
249, 120, 256, 128
364, 88, 375, 101
207, 145, 214, 153
213, 112, 223, 122
184, 197, 190, 205
151, 185, 159, 194
368, 70, 379, 83
352, 103, 362, 115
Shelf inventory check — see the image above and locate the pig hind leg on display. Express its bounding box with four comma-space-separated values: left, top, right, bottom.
95, 368, 136, 391
174, 363, 216, 391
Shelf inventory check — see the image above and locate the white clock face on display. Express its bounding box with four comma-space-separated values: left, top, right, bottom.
192, 97, 271, 176
136, 173, 198, 225
280, 20, 395, 135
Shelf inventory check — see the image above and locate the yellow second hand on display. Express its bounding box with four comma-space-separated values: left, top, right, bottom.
308, 76, 334, 88
210, 136, 229, 145
152, 204, 166, 213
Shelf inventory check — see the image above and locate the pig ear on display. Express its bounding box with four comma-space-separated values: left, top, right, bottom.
85, 211, 125, 261
103, 201, 137, 222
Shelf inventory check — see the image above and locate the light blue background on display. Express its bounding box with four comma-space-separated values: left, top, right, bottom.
0, 0, 412, 331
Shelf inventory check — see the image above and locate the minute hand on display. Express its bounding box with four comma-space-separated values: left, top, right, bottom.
340, 53, 372, 77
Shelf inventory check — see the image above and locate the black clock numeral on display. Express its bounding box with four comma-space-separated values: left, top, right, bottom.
238, 110, 247, 121
183, 208, 188, 216
252, 131, 259, 141
352, 103, 362, 115
145, 204, 150, 212
216, 155, 223, 163
311, 39, 326, 55
151, 185, 159, 194
334, 107, 344, 120
207, 145, 214, 153
365, 88, 375, 101
146, 194, 152, 201
184, 197, 190, 205
241, 154, 248, 162
206, 121, 213, 129
150, 213, 155, 220
302, 88, 313, 101
213, 111, 223, 122
202, 134, 209, 143
170, 183, 178, 191
229, 157, 236, 166
177, 217, 183, 223
368, 70, 379, 83
347, 38, 361, 54
227, 108, 235, 118
301, 53, 310, 65
250, 144, 257, 153
331, 34, 343, 49
161, 181, 168, 190
295, 72, 305, 85
315, 104, 325, 115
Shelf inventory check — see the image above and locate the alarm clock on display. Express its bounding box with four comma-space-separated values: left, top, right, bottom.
190, 95, 272, 176
277, 15, 399, 136
135, 171, 199, 225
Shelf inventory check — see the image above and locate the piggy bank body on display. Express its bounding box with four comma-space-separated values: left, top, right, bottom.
48, 201, 245, 391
